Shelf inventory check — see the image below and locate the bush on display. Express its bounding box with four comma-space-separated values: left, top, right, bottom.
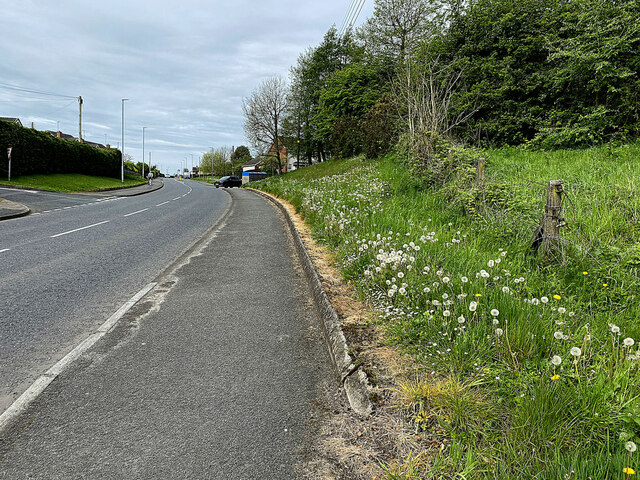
0, 121, 120, 178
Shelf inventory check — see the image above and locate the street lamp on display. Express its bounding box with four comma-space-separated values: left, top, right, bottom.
121, 98, 129, 183
142, 126, 146, 179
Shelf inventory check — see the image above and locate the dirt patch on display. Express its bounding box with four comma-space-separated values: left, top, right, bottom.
259, 191, 427, 479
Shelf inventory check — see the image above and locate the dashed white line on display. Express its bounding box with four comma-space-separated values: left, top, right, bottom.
155, 201, 170, 207
123, 208, 150, 217
172, 197, 181, 201
0, 248, 10, 253
50, 220, 110, 238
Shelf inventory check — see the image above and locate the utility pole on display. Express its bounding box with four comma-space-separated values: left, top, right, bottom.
231, 145, 235, 176
78, 96, 83, 142
142, 126, 146, 179
121, 98, 128, 183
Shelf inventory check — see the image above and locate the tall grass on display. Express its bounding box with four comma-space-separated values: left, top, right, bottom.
254, 144, 640, 479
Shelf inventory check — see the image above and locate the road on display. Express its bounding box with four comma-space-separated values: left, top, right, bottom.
0, 179, 229, 412
0, 186, 337, 479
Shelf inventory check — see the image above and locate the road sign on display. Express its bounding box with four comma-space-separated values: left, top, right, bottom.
7, 146, 12, 181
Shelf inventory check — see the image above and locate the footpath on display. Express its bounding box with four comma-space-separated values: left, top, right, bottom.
0, 188, 338, 479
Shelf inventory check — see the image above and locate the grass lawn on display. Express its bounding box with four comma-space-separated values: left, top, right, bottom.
252, 143, 640, 479
0, 173, 146, 192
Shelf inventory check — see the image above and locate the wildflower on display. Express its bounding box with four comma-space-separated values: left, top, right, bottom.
443, 310, 451, 317
487, 260, 495, 268
623, 467, 635, 475
461, 276, 468, 283
627, 441, 637, 453
502, 286, 510, 294
423, 287, 431, 293
469, 301, 478, 312
442, 293, 449, 300
495, 328, 504, 336
475, 293, 482, 298
554, 294, 562, 300
611, 325, 621, 334
397, 272, 405, 279
491, 309, 499, 317
603, 283, 608, 287
387, 289, 395, 297
399, 287, 407, 296
551, 374, 560, 380
532, 298, 540, 306
554, 331, 564, 340
551, 355, 562, 366
480, 270, 490, 278
541, 296, 549, 304
442, 276, 450, 284
624, 338, 635, 347
457, 316, 466, 324
558, 307, 566, 314
571, 347, 582, 357
583, 271, 588, 275
492, 319, 499, 325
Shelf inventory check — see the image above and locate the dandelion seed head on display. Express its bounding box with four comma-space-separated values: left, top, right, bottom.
626, 441, 637, 453
624, 338, 635, 347
551, 355, 562, 366
570, 347, 582, 357
491, 309, 499, 317
554, 331, 564, 340
495, 328, 504, 337
541, 296, 549, 304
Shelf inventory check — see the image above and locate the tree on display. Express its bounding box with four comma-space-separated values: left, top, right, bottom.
231, 145, 251, 175
243, 76, 288, 173
358, 0, 440, 64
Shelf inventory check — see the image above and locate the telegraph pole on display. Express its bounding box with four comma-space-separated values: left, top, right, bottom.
78, 96, 83, 142
142, 126, 146, 179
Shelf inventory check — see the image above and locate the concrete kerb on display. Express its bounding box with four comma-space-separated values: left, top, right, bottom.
0, 200, 30, 221
249, 188, 373, 417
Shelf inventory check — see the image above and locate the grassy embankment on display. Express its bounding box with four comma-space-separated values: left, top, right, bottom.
0, 173, 146, 193
252, 144, 640, 479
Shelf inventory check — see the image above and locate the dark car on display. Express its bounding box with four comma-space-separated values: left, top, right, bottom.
214, 175, 242, 188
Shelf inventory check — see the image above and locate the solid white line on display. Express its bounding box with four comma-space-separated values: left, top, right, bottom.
98, 282, 156, 333
0, 282, 157, 432
123, 208, 149, 217
155, 201, 170, 206
50, 220, 109, 238
0, 248, 10, 253
0, 375, 55, 431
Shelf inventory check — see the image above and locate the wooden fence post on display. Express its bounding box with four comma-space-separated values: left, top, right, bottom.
476, 158, 485, 186
540, 179, 564, 264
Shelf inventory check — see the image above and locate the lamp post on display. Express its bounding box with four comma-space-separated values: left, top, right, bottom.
121, 98, 129, 183
142, 126, 146, 179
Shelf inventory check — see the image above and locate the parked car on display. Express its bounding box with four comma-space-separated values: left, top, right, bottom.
214, 176, 242, 188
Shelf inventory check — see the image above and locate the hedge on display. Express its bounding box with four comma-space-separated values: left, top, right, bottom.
0, 120, 121, 178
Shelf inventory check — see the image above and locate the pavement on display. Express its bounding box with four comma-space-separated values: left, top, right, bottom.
0, 187, 338, 479
0, 180, 164, 220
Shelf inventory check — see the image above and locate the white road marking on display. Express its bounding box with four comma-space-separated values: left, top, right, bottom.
155, 201, 170, 206
0, 282, 157, 432
123, 208, 150, 217
0, 249, 10, 253
172, 197, 181, 201
50, 220, 109, 238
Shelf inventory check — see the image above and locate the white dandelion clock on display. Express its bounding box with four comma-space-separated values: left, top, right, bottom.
570, 347, 582, 357
551, 355, 562, 366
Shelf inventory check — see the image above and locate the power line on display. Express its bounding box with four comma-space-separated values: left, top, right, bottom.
340, 0, 366, 35
339, 0, 358, 35
0, 81, 76, 100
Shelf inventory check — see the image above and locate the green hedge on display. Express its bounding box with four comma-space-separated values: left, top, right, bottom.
0, 120, 121, 178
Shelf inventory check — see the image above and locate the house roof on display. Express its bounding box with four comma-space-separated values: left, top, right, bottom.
0, 117, 22, 126
45, 130, 78, 141
242, 158, 263, 167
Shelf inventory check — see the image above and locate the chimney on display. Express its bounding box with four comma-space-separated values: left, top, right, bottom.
57, 131, 62, 138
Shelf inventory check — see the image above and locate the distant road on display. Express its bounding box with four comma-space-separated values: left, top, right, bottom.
0, 179, 229, 412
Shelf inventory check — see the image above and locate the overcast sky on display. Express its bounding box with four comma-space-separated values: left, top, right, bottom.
2, 0, 373, 174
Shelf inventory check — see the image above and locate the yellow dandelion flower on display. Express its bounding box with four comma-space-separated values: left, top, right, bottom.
475, 293, 482, 297
583, 271, 588, 275
551, 374, 560, 380
553, 294, 561, 300
623, 467, 635, 475
603, 283, 608, 287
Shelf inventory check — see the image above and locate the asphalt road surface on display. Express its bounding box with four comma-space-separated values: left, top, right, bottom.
0, 186, 336, 479
0, 179, 229, 412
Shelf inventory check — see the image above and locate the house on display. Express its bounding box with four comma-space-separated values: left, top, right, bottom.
45, 130, 78, 141
0, 117, 23, 126
242, 158, 263, 173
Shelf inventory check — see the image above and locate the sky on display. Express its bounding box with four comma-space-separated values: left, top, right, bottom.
2, 0, 373, 174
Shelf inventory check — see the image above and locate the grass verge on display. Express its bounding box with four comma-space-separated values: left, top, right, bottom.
0, 173, 147, 192
252, 144, 640, 479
